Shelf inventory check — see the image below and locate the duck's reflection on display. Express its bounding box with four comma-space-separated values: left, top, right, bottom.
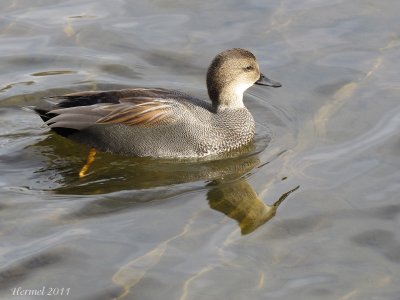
208, 180, 299, 234
30, 134, 299, 234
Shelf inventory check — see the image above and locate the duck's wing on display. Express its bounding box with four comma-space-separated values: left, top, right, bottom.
35, 88, 206, 137
44, 97, 183, 131
96, 97, 180, 126
54, 88, 193, 108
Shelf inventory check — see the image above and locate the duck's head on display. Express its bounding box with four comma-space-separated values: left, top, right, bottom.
206, 48, 281, 109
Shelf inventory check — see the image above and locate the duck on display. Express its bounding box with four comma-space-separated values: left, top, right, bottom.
34, 48, 281, 158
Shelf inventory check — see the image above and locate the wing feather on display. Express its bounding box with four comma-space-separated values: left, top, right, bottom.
96, 99, 176, 126
40, 90, 187, 131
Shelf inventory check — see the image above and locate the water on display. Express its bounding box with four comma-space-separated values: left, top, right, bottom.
1, 0, 399, 299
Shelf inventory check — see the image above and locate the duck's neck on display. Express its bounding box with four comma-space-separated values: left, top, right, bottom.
211, 84, 251, 110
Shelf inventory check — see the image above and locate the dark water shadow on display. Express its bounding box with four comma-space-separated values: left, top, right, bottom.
29, 133, 263, 193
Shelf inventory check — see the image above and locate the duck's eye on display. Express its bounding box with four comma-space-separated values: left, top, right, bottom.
244, 65, 253, 71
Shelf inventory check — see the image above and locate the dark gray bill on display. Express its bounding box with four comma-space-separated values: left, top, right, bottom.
255, 73, 282, 87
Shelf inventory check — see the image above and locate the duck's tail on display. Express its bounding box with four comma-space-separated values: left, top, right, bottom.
25, 103, 78, 137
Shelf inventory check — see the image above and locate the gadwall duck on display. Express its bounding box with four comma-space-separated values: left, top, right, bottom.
34, 48, 281, 158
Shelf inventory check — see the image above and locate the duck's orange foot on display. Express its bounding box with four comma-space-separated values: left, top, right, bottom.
79, 148, 97, 178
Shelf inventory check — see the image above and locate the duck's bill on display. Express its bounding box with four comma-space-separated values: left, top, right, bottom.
255, 73, 282, 87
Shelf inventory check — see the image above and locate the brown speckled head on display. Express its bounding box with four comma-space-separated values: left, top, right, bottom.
206, 48, 262, 108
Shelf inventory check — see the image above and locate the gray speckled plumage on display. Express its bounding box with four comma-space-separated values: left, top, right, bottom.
34, 48, 281, 158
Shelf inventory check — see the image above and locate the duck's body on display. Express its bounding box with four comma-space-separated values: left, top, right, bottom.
34, 48, 281, 158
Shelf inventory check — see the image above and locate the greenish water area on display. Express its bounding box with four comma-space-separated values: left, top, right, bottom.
1, 0, 399, 299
